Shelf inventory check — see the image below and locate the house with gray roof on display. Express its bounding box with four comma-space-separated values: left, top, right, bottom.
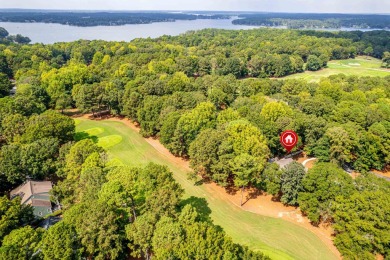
10, 181, 53, 218
274, 158, 294, 169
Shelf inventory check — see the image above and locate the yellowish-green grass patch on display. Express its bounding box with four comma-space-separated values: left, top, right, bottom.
283, 56, 389, 82
73, 118, 81, 126
84, 127, 105, 136
97, 135, 123, 149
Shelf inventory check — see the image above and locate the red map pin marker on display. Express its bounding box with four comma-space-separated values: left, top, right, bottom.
280, 130, 298, 152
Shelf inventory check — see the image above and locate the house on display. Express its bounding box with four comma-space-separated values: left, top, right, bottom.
10, 181, 53, 218
274, 158, 294, 169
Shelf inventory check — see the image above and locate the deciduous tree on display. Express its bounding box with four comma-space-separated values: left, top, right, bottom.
0, 226, 43, 259
298, 163, 354, 224
40, 222, 82, 260
280, 162, 305, 206
0, 196, 34, 242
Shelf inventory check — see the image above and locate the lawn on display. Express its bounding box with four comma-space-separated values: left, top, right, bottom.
76, 118, 338, 260
283, 56, 389, 82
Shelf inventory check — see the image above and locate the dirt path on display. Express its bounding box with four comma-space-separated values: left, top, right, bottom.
372, 169, 390, 181
80, 115, 341, 259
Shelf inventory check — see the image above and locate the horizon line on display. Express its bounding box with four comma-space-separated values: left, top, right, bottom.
0, 8, 389, 15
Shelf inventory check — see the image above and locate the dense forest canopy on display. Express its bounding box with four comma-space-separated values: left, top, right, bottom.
0, 25, 389, 259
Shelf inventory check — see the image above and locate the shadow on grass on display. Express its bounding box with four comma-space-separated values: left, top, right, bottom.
241, 188, 265, 207
180, 196, 212, 223
74, 131, 99, 143
187, 171, 208, 186
225, 184, 238, 196
194, 179, 205, 186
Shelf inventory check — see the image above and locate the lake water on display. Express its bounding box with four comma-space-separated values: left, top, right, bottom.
0, 19, 386, 44
0, 18, 261, 44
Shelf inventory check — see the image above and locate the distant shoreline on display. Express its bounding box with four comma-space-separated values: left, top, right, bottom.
0, 11, 389, 28
0, 11, 230, 27
0, 9, 389, 15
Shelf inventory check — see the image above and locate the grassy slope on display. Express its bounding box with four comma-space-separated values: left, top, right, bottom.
283, 56, 389, 82
76, 118, 338, 260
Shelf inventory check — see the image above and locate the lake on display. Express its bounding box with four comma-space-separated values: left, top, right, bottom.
0, 18, 262, 44
0, 19, 386, 44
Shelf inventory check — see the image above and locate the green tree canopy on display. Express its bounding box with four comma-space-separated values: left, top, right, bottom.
63, 202, 124, 259
0, 196, 34, 242
298, 163, 355, 224
0, 73, 11, 98
171, 102, 217, 155
40, 222, 82, 260
280, 162, 305, 206
332, 191, 390, 259
306, 55, 322, 71
262, 163, 282, 197
260, 101, 293, 122
0, 226, 43, 259
21, 110, 75, 144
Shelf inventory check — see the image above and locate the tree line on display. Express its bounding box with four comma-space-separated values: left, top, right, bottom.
0, 12, 229, 27
0, 27, 31, 46
232, 13, 390, 29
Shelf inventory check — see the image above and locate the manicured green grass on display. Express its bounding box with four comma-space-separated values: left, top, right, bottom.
76, 118, 338, 260
73, 118, 81, 126
84, 127, 105, 136
97, 135, 123, 149
283, 56, 389, 82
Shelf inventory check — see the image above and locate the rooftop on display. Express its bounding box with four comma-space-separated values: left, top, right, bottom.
10, 180, 52, 205
274, 158, 294, 169
10, 181, 53, 218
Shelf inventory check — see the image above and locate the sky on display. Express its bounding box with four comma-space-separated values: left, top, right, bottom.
1, 0, 389, 14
